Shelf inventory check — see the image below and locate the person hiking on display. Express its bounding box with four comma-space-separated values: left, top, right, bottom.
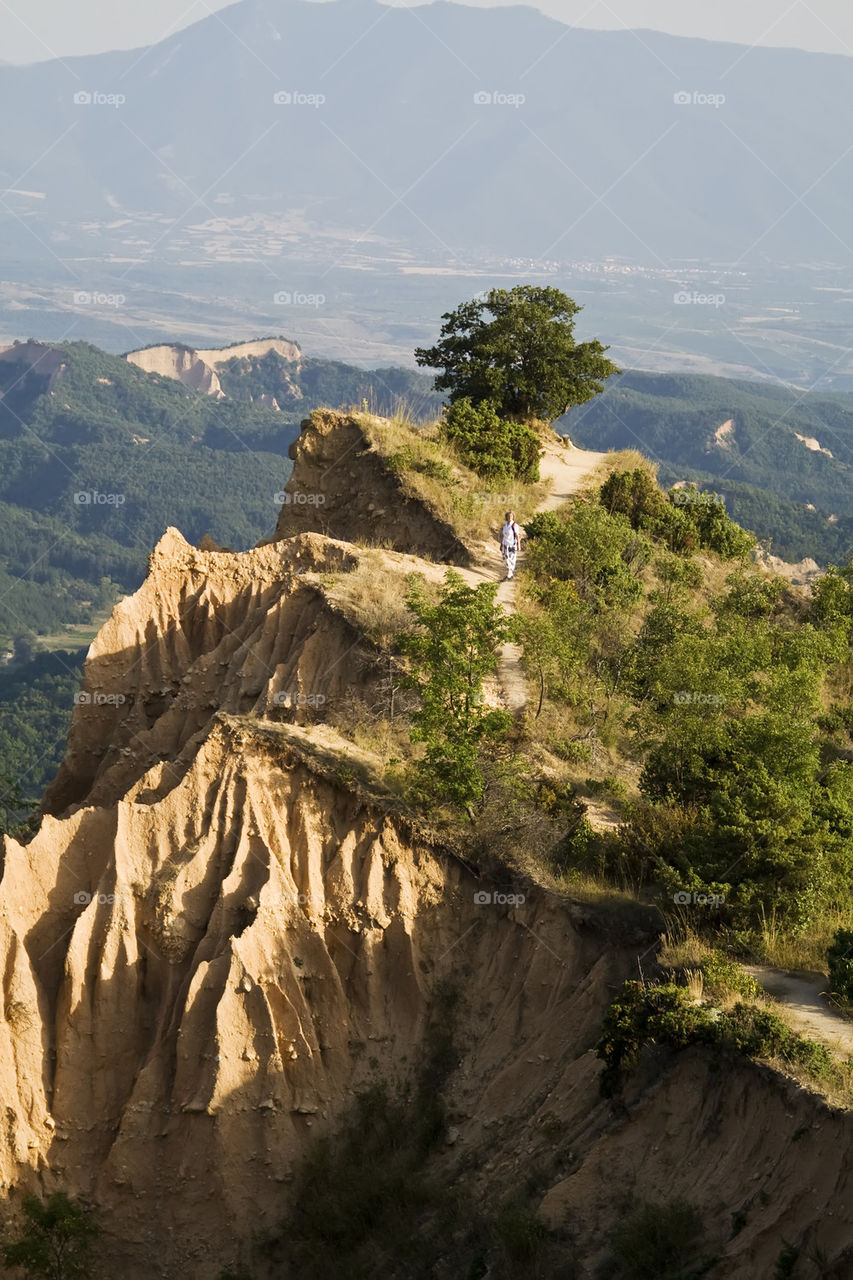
500, 510, 521, 580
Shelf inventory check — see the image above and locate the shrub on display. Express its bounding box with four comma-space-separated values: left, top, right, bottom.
600, 469, 667, 528
440, 398, 540, 483
597, 471, 753, 560
610, 1199, 707, 1280
597, 981, 833, 1098
699, 954, 760, 1001
827, 927, 853, 1001
2, 1192, 100, 1279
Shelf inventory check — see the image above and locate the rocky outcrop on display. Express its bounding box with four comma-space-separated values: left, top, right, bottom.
124, 345, 225, 397
266, 408, 473, 565
195, 338, 300, 367
0, 340, 67, 385
42, 529, 392, 815
124, 339, 302, 402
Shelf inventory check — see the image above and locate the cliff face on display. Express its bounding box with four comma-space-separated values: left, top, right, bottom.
2, 413, 853, 1278
124, 345, 226, 397
267, 408, 473, 565
124, 339, 302, 403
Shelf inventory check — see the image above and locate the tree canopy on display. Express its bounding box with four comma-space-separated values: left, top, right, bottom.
415, 285, 620, 424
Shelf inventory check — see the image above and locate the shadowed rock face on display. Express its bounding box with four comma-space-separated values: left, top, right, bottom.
266, 408, 473, 565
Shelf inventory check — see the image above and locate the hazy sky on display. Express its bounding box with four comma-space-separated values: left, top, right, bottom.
1, 0, 852, 65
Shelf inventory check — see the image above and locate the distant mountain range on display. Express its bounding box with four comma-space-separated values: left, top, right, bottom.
2, 0, 853, 267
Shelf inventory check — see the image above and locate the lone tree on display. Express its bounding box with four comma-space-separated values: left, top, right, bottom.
415, 285, 619, 424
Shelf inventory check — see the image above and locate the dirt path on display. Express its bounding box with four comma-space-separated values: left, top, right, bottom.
744, 965, 853, 1059
461, 437, 608, 716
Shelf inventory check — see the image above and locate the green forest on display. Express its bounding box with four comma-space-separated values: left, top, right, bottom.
0, 650, 83, 832
0, 339, 438, 651
564, 370, 853, 565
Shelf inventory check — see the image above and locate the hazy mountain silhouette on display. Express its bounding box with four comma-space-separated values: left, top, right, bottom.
1, 0, 852, 265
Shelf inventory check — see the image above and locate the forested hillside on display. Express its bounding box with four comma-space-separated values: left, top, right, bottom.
0, 340, 438, 650
564, 371, 853, 564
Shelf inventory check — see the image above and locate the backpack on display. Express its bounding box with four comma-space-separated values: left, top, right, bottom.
501, 521, 519, 551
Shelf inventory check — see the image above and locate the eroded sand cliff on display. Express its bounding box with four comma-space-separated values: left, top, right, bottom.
1, 411, 851, 1278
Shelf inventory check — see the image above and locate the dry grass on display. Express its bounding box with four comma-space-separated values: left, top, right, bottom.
585, 448, 659, 492
320, 549, 418, 648
756, 904, 853, 974
326, 690, 416, 765
356, 412, 551, 542
658, 926, 715, 973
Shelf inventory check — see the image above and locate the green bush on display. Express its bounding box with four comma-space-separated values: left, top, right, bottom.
600, 468, 667, 528
597, 981, 833, 1098
699, 955, 760, 1000
827, 928, 853, 1001
397, 570, 514, 814
2, 1192, 100, 1279
597, 471, 753, 560
440, 398, 540, 483
610, 1199, 707, 1280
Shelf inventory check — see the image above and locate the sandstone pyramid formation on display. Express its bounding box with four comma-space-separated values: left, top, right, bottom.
124, 339, 303, 403
1, 411, 853, 1278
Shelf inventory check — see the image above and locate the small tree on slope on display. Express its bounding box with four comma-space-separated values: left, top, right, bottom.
397, 570, 514, 815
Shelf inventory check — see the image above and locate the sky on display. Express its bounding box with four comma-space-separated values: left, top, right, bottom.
1, 0, 852, 65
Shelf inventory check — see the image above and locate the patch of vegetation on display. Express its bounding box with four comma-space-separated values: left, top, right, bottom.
600, 469, 754, 559
513, 462, 853, 949
827, 928, 853, 1002
1, 1191, 100, 1279
0, 650, 84, 831
564, 368, 853, 565
440, 398, 540, 483
397, 570, 515, 815
606, 1198, 713, 1280
597, 981, 836, 1099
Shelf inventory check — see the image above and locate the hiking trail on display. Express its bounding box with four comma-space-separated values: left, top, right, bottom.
461, 435, 607, 716
743, 965, 853, 1059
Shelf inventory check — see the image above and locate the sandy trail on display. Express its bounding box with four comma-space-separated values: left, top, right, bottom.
744, 965, 853, 1059
461, 438, 607, 716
